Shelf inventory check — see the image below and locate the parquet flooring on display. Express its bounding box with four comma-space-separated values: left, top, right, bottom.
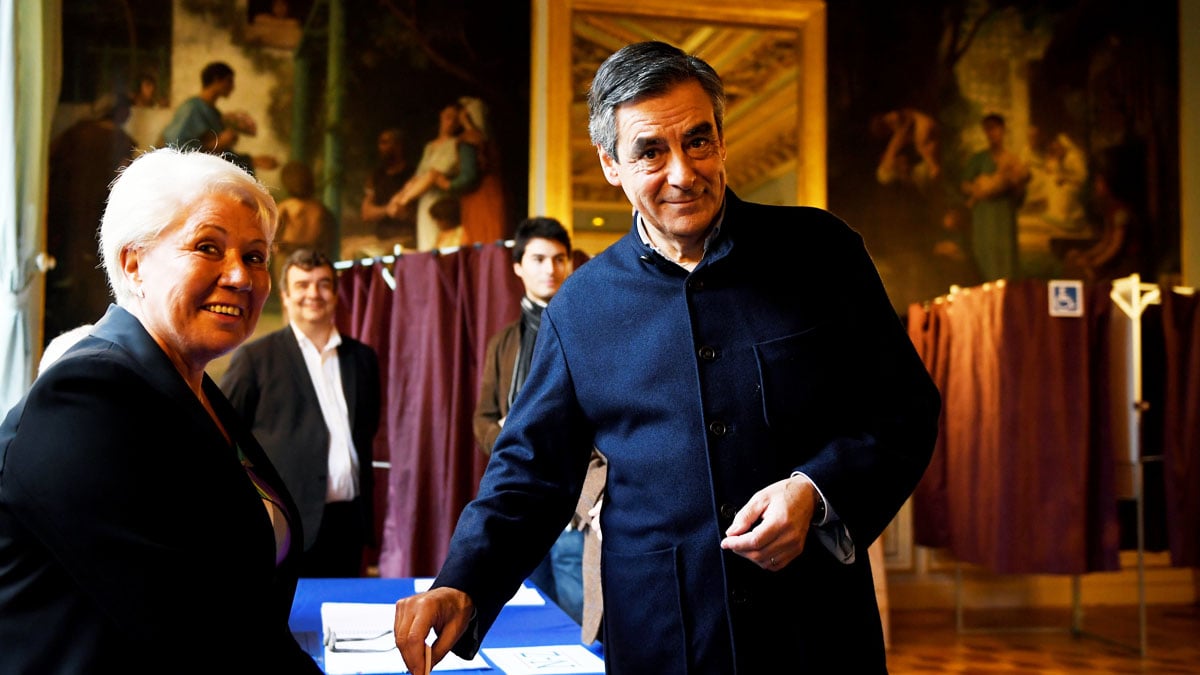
887, 605, 1200, 673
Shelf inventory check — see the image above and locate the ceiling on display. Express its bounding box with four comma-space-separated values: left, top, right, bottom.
569, 13, 802, 227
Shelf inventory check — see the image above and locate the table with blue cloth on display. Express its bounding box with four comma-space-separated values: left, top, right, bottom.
289, 577, 604, 673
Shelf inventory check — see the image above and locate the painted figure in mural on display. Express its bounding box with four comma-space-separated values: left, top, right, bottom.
44, 91, 137, 347
386, 102, 479, 251
392, 40, 939, 674
961, 113, 1029, 282
870, 107, 941, 186
1061, 144, 1146, 284
931, 204, 982, 287
456, 96, 510, 245
1019, 126, 1088, 237
160, 61, 277, 175
276, 161, 338, 263
361, 128, 417, 250
868, 105, 961, 304
428, 197, 465, 250
130, 71, 166, 108
248, 0, 303, 50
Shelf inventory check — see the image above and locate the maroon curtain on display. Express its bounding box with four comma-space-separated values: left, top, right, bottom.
907, 300, 951, 548
381, 249, 478, 577
1161, 289, 1200, 568
940, 283, 1002, 569
335, 242, 562, 577
337, 263, 395, 570
911, 279, 1120, 574
994, 280, 1118, 574
1083, 284, 1123, 572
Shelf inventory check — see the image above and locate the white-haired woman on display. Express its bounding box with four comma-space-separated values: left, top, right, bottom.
0, 147, 321, 673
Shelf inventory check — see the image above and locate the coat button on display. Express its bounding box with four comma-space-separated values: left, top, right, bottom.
730, 588, 749, 605
720, 503, 737, 522
708, 420, 728, 437
687, 278, 705, 291
698, 345, 717, 361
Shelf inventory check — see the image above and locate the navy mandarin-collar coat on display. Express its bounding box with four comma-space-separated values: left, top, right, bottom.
435, 190, 940, 673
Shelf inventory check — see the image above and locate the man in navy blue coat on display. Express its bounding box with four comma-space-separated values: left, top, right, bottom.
393, 41, 940, 673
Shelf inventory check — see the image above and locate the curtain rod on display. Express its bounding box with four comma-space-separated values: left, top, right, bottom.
333, 239, 515, 270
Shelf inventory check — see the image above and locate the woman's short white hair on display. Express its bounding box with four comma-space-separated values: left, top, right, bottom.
100, 147, 279, 307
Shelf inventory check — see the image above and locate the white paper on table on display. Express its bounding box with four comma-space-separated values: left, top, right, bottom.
411, 578, 545, 606
320, 602, 489, 674
481, 645, 604, 674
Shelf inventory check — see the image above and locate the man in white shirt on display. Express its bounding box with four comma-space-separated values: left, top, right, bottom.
223, 248, 381, 577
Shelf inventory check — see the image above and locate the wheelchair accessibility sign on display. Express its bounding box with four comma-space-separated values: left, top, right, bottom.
1048, 279, 1084, 317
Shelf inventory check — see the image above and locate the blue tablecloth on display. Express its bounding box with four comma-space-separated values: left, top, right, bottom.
289, 577, 604, 672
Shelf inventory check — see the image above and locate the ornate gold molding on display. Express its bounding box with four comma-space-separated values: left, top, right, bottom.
532, 0, 826, 244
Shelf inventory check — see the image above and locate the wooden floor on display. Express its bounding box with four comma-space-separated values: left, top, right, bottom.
887, 605, 1200, 673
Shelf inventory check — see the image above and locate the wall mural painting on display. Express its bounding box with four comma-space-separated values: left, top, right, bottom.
47, 0, 532, 346
173, 0, 532, 258
826, 0, 1179, 313
177, 0, 531, 258
46, 0, 1180, 336
324, 1, 531, 259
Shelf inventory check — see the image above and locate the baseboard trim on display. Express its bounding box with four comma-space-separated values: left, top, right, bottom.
886, 551, 1199, 610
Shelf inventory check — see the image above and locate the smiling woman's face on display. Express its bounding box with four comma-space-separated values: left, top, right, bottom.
124, 193, 271, 378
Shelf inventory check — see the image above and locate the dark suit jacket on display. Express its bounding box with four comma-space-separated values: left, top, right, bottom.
222, 326, 381, 551
473, 320, 522, 455
437, 191, 941, 673
0, 305, 320, 674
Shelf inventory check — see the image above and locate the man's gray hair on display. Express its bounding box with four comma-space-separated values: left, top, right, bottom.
100, 147, 278, 307
587, 41, 726, 161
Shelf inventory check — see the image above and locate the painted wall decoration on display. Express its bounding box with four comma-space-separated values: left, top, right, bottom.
60, 0, 531, 252
47, 0, 532, 344
825, 0, 1180, 312
45, 0, 1181, 332
300, 1, 531, 259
